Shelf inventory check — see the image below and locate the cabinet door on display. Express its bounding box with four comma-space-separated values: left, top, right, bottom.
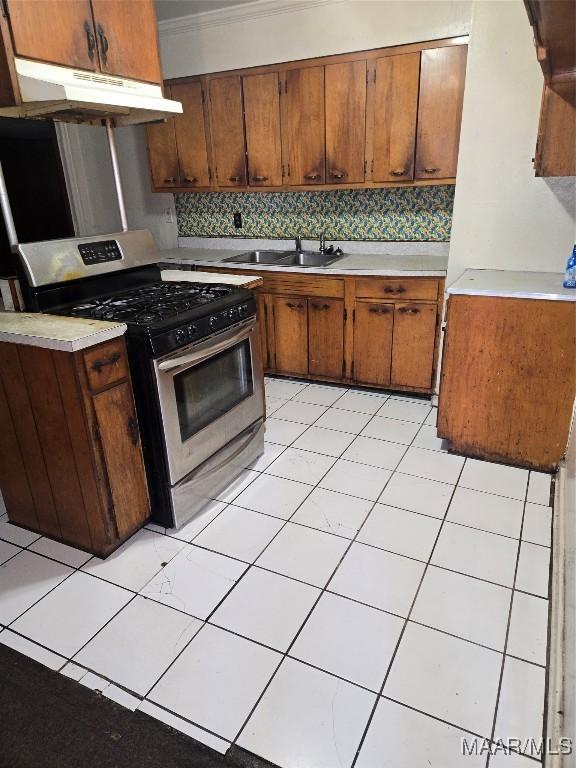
325, 60, 367, 184
171, 81, 211, 189
370, 53, 420, 182
90, 0, 161, 83
6, 0, 96, 70
415, 45, 467, 180
282, 66, 325, 185
308, 298, 344, 378
91, 381, 150, 538
391, 303, 437, 389
209, 76, 247, 187
272, 296, 308, 376
146, 87, 180, 189
243, 72, 283, 186
353, 301, 393, 386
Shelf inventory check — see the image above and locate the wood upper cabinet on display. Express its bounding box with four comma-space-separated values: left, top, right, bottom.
369, 52, 420, 182
272, 296, 308, 375
209, 75, 247, 187
281, 66, 325, 185
415, 45, 467, 179
353, 301, 393, 386
146, 86, 180, 189
325, 60, 367, 183
308, 298, 344, 378
6, 0, 97, 70
391, 302, 437, 389
90, 0, 161, 83
171, 81, 211, 188
5, 0, 161, 82
243, 72, 283, 186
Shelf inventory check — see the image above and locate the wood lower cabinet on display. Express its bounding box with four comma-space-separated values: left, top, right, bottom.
200, 266, 443, 394
391, 302, 437, 389
353, 301, 394, 386
271, 295, 309, 375
308, 298, 344, 378
438, 294, 576, 470
0, 337, 150, 558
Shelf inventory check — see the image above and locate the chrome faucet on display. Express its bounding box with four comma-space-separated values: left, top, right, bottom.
294, 235, 302, 253
319, 232, 326, 254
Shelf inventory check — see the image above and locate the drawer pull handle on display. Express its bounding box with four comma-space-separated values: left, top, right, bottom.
390, 168, 406, 177
328, 169, 346, 180
423, 167, 439, 174
398, 307, 421, 315
184, 176, 198, 184
97, 24, 109, 65
252, 175, 269, 182
311, 303, 330, 311
91, 351, 121, 373
286, 302, 304, 310
84, 20, 96, 61
383, 286, 406, 294
369, 306, 392, 314
304, 173, 320, 181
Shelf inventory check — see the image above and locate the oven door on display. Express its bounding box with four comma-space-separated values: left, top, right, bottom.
153, 317, 264, 485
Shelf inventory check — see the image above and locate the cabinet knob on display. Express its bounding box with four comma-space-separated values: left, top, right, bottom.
252, 175, 269, 182
311, 303, 330, 311
164, 177, 176, 184
328, 169, 346, 180
423, 167, 439, 174
383, 286, 406, 294
84, 20, 96, 61
304, 173, 320, 181
398, 307, 421, 314
369, 306, 392, 314
184, 176, 198, 184
390, 169, 406, 177
286, 302, 304, 310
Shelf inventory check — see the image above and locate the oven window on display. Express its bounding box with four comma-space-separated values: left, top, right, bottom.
174, 340, 253, 442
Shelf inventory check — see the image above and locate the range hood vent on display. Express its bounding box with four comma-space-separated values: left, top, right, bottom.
0, 58, 182, 126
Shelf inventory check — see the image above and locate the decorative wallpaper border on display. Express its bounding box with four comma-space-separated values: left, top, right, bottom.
175, 186, 455, 242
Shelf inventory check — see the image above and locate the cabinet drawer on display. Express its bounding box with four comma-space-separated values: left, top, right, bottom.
355, 278, 438, 301
83, 340, 129, 392
261, 273, 344, 298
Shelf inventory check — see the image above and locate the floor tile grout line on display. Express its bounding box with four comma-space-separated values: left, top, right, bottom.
229, 400, 424, 748
139, 695, 233, 745
350, 455, 470, 767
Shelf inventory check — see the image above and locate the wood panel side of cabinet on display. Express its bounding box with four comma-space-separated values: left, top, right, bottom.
257, 292, 273, 371
90, 0, 162, 83
438, 295, 576, 470
391, 302, 437, 389
308, 298, 345, 378
281, 66, 325, 185
415, 45, 467, 180
325, 59, 367, 184
353, 301, 394, 386
208, 75, 247, 187
369, 52, 420, 182
272, 295, 309, 375
171, 81, 212, 188
534, 81, 576, 177
6, 0, 96, 71
243, 72, 283, 186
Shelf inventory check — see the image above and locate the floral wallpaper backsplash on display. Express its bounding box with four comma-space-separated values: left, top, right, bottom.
175, 186, 455, 241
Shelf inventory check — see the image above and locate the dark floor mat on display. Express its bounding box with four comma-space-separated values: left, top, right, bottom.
0, 644, 276, 768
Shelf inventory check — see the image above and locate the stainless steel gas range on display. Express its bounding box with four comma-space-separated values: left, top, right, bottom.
16, 230, 265, 528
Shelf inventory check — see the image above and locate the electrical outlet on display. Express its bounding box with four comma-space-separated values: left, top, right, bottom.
164, 207, 174, 225
233, 212, 242, 229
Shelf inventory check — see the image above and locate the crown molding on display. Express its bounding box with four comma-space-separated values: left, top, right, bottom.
158, 0, 343, 37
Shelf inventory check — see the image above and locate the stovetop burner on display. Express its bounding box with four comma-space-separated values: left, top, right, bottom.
62, 281, 237, 325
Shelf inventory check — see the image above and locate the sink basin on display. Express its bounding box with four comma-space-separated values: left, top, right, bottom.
224, 249, 344, 268
224, 250, 293, 265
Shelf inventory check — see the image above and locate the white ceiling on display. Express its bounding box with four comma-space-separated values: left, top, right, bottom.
155, 0, 255, 21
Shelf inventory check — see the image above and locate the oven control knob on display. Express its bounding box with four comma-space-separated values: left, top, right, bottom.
187, 324, 197, 336
175, 329, 186, 343
239, 304, 248, 317
209, 316, 217, 330
229, 307, 238, 320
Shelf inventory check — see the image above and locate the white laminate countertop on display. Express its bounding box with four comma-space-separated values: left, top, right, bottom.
447, 269, 576, 302
0, 312, 126, 352
158, 248, 448, 277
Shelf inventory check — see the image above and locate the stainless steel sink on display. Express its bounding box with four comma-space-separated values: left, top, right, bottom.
224, 249, 344, 268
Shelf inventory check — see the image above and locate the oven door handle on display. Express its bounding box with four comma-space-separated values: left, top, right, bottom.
157, 319, 256, 373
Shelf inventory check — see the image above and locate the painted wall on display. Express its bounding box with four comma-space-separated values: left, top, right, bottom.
448, 0, 575, 282
158, 0, 472, 78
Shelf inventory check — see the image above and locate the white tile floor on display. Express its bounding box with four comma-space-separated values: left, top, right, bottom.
0, 377, 554, 767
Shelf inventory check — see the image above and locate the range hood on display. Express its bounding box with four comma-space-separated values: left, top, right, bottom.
0, 58, 183, 126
